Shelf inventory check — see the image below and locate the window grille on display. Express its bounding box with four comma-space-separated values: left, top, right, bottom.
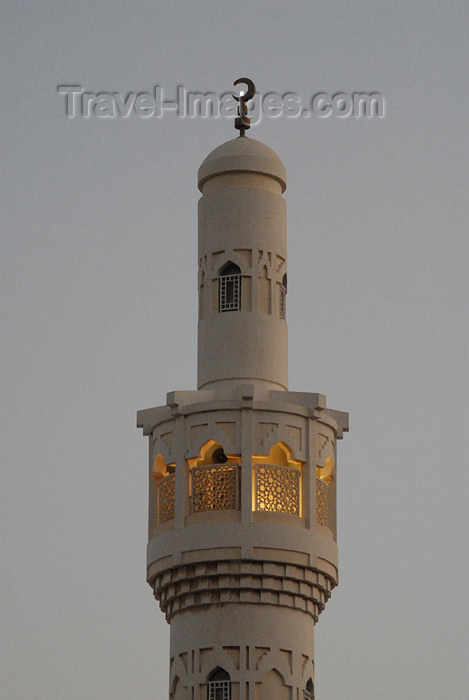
279, 284, 286, 319
208, 680, 231, 700
219, 274, 240, 312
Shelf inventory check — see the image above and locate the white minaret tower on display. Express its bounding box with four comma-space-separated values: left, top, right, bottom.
137, 79, 348, 700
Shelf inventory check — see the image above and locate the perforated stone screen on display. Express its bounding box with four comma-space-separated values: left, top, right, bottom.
159, 474, 175, 524
191, 464, 240, 512
316, 478, 328, 526
255, 464, 300, 515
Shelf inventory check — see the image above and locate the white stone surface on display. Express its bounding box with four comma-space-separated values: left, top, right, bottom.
137, 135, 348, 700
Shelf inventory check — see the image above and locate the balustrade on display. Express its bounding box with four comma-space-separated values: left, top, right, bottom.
156, 465, 329, 525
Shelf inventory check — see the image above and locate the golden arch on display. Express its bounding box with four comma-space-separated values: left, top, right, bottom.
316, 455, 334, 484
188, 439, 239, 469
252, 441, 303, 516
252, 440, 302, 470
152, 452, 172, 482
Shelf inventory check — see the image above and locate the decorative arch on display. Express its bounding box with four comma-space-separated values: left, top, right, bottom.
189, 439, 239, 469
316, 455, 334, 484
218, 261, 241, 276
252, 442, 302, 516
259, 668, 290, 700
304, 677, 314, 699
170, 675, 186, 700
252, 441, 302, 470
215, 250, 250, 277
152, 452, 174, 482
188, 440, 241, 514
207, 667, 231, 700
208, 667, 230, 681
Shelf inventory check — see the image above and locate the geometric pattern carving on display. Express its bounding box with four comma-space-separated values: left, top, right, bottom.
276, 254, 286, 273
317, 433, 329, 458
159, 474, 176, 524
285, 425, 301, 451
316, 479, 328, 527
216, 421, 236, 445
258, 422, 276, 445
255, 464, 300, 515
191, 464, 239, 513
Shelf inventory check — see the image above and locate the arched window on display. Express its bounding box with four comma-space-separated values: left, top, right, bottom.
207, 668, 231, 700
304, 678, 314, 699
219, 262, 241, 312
279, 273, 287, 320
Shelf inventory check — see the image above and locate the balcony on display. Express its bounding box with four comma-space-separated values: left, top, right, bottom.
156, 465, 329, 526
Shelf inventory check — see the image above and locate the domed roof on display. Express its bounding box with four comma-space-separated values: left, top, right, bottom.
198, 136, 286, 192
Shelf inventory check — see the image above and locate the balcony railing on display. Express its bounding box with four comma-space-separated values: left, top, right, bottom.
158, 473, 176, 524
191, 463, 240, 513
316, 478, 328, 526
254, 463, 300, 515
157, 467, 328, 526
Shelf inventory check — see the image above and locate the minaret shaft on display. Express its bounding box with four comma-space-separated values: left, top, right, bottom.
197, 139, 288, 393
137, 130, 348, 700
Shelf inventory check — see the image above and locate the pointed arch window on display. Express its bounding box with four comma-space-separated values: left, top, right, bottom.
207, 668, 231, 700
304, 678, 314, 700
219, 262, 241, 312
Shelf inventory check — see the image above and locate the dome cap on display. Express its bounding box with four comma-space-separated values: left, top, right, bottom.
198, 137, 286, 192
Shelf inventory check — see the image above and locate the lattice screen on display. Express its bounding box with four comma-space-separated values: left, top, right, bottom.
158, 474, 175, 524
255, 464, 300, 515
191, 464, 239, 512
316, 478, 328, 526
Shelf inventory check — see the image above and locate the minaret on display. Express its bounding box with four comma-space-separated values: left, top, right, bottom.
137, 79, 348, 700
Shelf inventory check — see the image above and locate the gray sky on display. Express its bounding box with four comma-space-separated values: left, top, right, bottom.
2, 2, 468, 699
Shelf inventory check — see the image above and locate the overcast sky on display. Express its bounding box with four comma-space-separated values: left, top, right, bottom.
2, 2, 468, 699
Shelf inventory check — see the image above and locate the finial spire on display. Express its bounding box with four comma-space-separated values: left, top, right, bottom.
233, 78, 256, 137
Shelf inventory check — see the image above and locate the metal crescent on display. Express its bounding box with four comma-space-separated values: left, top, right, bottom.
232, 77, 256, 103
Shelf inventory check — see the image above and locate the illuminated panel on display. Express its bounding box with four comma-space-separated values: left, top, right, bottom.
316, 478, 328, 526
191, 464, 240, 512
255, 464, 300, 515
158, 474, 176, 524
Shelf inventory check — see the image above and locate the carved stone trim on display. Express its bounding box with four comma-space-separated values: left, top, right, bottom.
153, 559, 334, 623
